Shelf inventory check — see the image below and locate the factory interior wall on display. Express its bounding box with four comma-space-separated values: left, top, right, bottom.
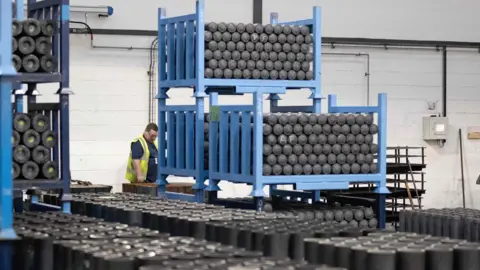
33, 0, 480, 208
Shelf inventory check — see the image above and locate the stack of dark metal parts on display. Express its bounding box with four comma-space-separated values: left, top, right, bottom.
12, 19, 57, 73
40, 193, 376, 263
12, 112, 58, 180
399, 208, 480, 242
222, 197, 378, 228
262, 113, 379, 175
304, 231, 480, 270
202, 112, 379, 176
204, 22, 314, 80
13, 211, 343, 270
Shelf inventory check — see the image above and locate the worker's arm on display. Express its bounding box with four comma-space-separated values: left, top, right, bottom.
132, 159, 143, 182
131, 142, 145, 182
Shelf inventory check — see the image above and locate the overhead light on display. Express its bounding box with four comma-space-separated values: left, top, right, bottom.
70, 5, 114, 17
24, 4, 114, 17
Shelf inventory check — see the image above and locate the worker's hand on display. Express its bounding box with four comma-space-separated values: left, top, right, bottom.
136, 175, 144, 183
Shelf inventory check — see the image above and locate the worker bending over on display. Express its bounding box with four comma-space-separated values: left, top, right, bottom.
125, 123, 158, 183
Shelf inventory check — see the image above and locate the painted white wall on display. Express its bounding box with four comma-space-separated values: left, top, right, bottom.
33, 0, 480, 208
70, 0, 480, 41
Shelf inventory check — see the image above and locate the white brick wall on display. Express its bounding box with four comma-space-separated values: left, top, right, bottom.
30, 0, 480, 207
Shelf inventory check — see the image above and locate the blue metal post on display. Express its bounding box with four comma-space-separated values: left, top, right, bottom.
13, 0, 24, 113
310, 6, 323, 202
192, 0, 207, 202
252, 91, 266, 210
374, 93, 389, 229
267, 12, 280, 199
58, 0, 72, 213
156, 8, 169, 197
0, 1, 19, 269
16, 0, 24, 19
205, 92, 220, 203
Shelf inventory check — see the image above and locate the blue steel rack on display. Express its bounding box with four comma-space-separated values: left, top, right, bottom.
155, 0, 321, 203
156, 0, 389, 228
11, 0, 72, 215
204, 11, 389, 228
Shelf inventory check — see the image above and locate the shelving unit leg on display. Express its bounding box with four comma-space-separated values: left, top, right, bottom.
193, 91, 207, 202
252, 91, 266, 210
58, 0, 73, 213
13, 0, 25, 113
205, 92, 220, 203
0, 1, 18, 269
59, 94, 72, 213
373, 93, 389, 229
267, 12, 280, 201
155, 86, 168, 196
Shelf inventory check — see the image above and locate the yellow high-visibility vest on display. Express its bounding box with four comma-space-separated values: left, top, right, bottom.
125, 135, 158, 183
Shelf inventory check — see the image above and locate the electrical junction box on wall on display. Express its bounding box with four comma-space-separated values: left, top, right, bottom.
423, 116, 448, 140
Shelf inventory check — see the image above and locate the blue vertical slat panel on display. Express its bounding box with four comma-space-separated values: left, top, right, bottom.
209, 120, 219, 173
185, 111, 194, 169
185, 20, 195, 79
15, 0, 24, 19
167, 23, 176, 81
44, 6, 51, 19
176, 111, 185, 169
167, 111, 176, 168
218, 111, 229, 173
175, 22, 185, 80
52, 6, 59, 72
241, 111, 251, 175
27, 0, 35, 18
229, 112, 240, 174
158, 22, 167, 82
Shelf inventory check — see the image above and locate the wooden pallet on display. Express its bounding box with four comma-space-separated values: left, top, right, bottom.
122, 182, 194, 196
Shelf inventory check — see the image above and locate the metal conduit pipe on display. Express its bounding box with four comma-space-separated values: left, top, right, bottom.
323, 52, 370, 105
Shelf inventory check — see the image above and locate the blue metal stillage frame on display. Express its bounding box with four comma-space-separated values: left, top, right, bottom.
2, 0, 71, 266
11, 0, 73, 214
156, 0, 389, 228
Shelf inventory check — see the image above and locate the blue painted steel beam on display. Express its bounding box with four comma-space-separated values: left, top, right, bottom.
155, 8, 169, 198
0, 2, 18, 270
165, 192, 197, 202
57, 0, 72, 214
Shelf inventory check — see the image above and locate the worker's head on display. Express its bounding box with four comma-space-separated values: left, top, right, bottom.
143, 123, 158, 143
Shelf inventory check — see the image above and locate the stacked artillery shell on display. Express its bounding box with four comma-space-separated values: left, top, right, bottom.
204, 22, 314, 80
12, 19, 57, 73
399, 208, 480, 243
263, 113, 379, 176
12, 113, 58, 180
304, 231, 480, 270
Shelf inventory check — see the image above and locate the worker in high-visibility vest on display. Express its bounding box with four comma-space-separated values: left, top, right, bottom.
125, 123, 158, 183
